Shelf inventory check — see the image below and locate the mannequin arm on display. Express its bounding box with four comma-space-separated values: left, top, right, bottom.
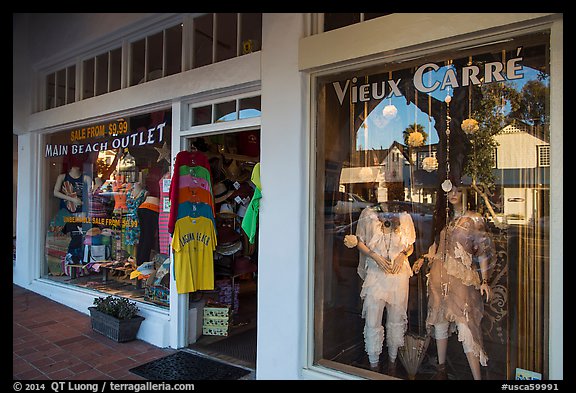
53, 174, 82, 205
478, 256, 492, 302
357, 240, 393, 273
413, 242, 437, 274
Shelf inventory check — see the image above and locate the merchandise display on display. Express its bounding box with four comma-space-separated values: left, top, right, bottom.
413, 178, 495, 380
354, 207, 416, 374
43, 111, 172, 306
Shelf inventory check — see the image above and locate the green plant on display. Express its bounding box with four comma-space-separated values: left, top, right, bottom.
93, 295, 140, 320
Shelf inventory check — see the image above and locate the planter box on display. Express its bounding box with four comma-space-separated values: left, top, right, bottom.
88, 307, 145, 343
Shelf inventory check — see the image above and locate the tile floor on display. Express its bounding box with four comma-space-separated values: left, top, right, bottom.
13, 284, 177, 380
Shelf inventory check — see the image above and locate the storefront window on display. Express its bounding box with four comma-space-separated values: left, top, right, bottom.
313, 31, 551, 380
43, 110, 172, 307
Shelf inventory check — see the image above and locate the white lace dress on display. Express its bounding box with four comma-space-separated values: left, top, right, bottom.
356, 207, 416, 364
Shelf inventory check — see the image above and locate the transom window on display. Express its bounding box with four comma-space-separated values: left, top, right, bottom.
41, 13, 262, 111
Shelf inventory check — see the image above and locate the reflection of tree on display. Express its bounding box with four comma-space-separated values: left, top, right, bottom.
508, 78, 549, 132
464, 82, 517, 225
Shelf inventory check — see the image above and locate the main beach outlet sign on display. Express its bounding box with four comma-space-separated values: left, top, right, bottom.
332, 56, 525, 105
45, 119, 167, 158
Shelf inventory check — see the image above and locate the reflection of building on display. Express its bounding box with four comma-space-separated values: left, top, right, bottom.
493, 121, 550, 225
340, 120, 550, 225
341, 142, 438, 204
341, 141, 409, 202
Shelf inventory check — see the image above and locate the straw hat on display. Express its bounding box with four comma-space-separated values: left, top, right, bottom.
213, 182, 234, 203
224, 160, 251, 183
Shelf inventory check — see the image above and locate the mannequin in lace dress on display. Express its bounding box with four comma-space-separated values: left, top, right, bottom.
413, 183, 495, 380
353, 205, 415, 375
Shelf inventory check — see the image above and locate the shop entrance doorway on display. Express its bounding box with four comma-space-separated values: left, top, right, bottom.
185, 129, 260, 371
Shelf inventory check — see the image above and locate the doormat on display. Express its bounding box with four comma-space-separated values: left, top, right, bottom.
129, 351, 251, 380
202, 328, 256, 365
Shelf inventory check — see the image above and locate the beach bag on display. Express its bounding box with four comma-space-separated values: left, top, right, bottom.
83, 244, 110, 263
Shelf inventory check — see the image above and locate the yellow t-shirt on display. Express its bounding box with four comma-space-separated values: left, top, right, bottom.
171, 216, 217, 294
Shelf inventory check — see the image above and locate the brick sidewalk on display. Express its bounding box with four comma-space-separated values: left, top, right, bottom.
13, 284, 177, 380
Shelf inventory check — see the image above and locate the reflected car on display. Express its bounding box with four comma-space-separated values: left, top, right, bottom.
333, 192, 375, 215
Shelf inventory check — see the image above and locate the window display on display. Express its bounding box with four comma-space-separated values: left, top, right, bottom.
43, 111, 172, 306
314, 31, 551, 380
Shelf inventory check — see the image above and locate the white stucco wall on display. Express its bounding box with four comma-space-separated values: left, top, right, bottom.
256, 13, 308, 380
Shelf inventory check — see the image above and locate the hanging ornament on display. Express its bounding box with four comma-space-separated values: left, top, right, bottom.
343, 234, 358, 248
461, 56, 479, 135
382, 103, 398, 119
444, 72, 453, 193
408, 132, 425, 147
461, 118, 479, 134
407, 84, 424, 148
423, 71, 437, 172
382, 71, 398, 119
423, 156, 438, 172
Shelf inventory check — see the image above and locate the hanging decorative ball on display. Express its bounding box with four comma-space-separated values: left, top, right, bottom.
422, 156, 438, 172
382, 104, 398, 119
461, 118, 480, 134
444, 95, 452, 104
407, 131, 425, 147
441, 179, 453, 192
343, 234, 358, 248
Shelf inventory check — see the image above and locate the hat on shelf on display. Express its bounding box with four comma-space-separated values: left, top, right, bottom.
216, 240, 243, 256
213, 181, 234, 203
217, 202, 237, 219
224, 160, 251, 183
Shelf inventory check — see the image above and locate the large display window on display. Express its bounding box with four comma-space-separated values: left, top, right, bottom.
313, 31, 551, 380
43, 110, 172, 307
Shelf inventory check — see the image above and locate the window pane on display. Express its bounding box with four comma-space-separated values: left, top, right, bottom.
131, 38, 146, 86
313, 32, 551, 380
109, 48, 122, 92
239, 96, 261, 119
193, 13, 213, 69
95, 53, 109, 96
324, 13, 360, 32
46, 72, 55, 109
55, 69, 66, 107
82, 58, 95, 99
147, 31, 164, 81
165, 24, 183, 77
240, 13, 262, 54
66, 66, 76, 104
215, 100, 237, 122
216, 13, 237, 62
192, 105, 212, 126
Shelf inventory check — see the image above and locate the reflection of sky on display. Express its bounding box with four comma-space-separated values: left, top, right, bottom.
217, 108, 261, 122
357, 65, 544, 151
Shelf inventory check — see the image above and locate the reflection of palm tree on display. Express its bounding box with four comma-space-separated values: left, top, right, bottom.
402, 123, 428, 147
